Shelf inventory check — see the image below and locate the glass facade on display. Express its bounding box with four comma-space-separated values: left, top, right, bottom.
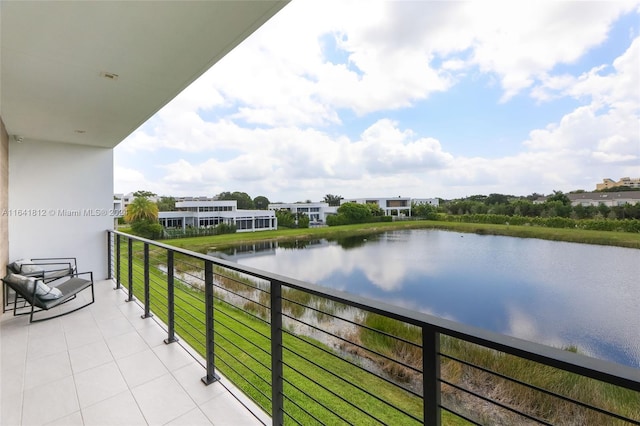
236, 218, 253, 230
160, 218, 183, 228
198, 206, 232, 212
199, 218, 223, 227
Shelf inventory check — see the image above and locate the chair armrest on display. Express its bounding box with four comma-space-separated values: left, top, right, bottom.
29, 258, 77, 270
20, 259, 78, 283
31, 257, 77, 264
70, 271, 94, 282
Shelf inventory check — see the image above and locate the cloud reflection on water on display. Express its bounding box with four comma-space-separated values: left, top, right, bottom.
219, 230, 640, 367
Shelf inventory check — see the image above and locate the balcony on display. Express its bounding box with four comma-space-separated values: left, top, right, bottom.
2, 231, 639, 425
1, 3, 291, 423
1, 278, 267, 425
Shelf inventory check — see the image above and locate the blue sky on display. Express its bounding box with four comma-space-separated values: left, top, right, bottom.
115, 1, 640, 202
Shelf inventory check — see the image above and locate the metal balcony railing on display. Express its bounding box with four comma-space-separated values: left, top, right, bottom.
107, 230, 640, 425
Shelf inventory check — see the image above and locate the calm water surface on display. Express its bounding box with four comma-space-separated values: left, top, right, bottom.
210, 229, 640, 367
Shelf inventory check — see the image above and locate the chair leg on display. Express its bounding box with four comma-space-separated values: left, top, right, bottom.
3, 282, 19, 314
13, 292, 18, 316
29, 301, 36, 323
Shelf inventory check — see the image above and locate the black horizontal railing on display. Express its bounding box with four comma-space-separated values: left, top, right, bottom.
107, 230, 640, 425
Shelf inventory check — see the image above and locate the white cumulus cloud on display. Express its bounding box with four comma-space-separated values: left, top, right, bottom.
115, 1, 640, 200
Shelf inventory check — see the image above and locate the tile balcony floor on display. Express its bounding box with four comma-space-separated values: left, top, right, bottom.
1, 279, 268, 426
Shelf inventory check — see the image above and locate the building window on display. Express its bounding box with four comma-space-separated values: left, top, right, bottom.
199, 218, 223, 227
161, 218, 183, 228
236, 218, 253, 230
255, 218, 271, 229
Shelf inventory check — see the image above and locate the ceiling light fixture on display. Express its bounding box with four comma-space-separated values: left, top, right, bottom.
100, 71, 119, 80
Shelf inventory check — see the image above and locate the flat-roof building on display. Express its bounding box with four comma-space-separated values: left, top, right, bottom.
341, 197, 412, 216
596, 177, 640, 191
268, 202, 338, 223
568, 191, 640, 207
159, 200, 277, 232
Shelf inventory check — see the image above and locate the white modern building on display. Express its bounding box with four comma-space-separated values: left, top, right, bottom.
341, 197, 412, 216
159, 200, 277, 232
268, 202, 338, 223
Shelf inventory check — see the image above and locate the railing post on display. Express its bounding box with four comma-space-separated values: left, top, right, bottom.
107, 231, 112, 280
126, 238, 134, 302
270, 280, 284, 426
423, 325, 441, 426
115, 234, 121, 289
201, 259, 220, 385
164, 250, 178, 344
141, 243, 153, 319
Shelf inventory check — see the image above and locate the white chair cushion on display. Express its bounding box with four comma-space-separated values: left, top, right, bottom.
6, 273, 63, 300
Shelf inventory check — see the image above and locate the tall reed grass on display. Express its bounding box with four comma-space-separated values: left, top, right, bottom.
359, 313, 640, 425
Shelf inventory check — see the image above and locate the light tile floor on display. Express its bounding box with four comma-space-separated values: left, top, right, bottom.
1, 280, 269, 426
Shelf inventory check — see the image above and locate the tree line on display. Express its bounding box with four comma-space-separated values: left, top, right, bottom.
152, 191, 271, 211
432, 190, 640, 220
123, 188, 640, 236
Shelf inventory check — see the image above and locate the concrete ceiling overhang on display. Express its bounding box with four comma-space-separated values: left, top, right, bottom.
0, 0, 288, 148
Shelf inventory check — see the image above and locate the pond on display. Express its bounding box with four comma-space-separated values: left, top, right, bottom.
208, 229, 640, 367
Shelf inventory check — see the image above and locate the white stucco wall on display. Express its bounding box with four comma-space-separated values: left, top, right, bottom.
8, 139, 113, 279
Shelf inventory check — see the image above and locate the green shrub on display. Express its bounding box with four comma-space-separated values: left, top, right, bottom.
442, 214, 640, 233
338, 202, 372, 223
297, 214, 310, 228
215, 223, 237, 235
327, 214, 348, 226
130, 219, 164, 239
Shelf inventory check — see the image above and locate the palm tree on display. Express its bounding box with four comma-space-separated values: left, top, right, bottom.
125, 197, 158, 223
323, 194, 343, 207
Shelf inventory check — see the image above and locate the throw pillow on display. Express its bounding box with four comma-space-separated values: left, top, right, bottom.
13, 259, 45, 275
33, 280, 63, 300
5, 273, 63, 300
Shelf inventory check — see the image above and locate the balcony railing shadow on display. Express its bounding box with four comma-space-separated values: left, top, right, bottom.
108, 230, 640, 426
1, 276, 270, 425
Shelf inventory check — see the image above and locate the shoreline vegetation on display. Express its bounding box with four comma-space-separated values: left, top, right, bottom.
160, 220, 640, 252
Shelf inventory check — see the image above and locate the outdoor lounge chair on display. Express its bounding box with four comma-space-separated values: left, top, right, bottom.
7, 257, 78, 283
3, 257, 78, 313
1, 270, 94, 323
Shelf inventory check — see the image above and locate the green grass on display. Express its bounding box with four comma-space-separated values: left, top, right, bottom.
160, 220, 640, 252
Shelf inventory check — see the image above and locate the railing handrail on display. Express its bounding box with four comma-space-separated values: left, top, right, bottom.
107, 230, 640, 392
